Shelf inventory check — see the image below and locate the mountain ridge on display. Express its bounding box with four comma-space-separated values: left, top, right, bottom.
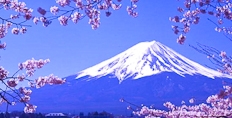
76, 40, 232, 82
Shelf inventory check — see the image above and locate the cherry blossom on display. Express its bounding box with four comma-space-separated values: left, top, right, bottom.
131, 84, 232, 117
0, 42, 6, 49
7, 79, 18, 87
58, 15, 69, 26
170, 0, 232, 44
0, 57, 65, 113
33, 17, 39, 24
0, 0, 139, 42
127, 4, 138, 18
34, 74, 65, 88
189, 98, 195, 104
220, 51, 227, 57
56, 0, 71, 7
46, 74, 66, 85
71, 12, 83, 23
111, 3, 121, 10
20, 95, 30, 102
20, 27, 27, 34
11, 28, 20, 35
0, 24, 8, 39
50, 6, 59, 15
177, 34, 186, 44
33, 0, 138, 29
24, 104, 37, 113
0, 67, 8, 80
18, 58, 50, 76
19, 87, 32, 96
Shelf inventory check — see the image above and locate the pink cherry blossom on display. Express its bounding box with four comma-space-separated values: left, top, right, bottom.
0, 67, 8, 80
23, 9, 33, 20
35, 76, 47, 88
220, 51, 226, 57
7, 79, 18, 87
88, 18, 100, 29
58, 15, 68, 26
18, 58, 50, 76
20, 95, 30, 102
39, 17, 51, 27
10, 14, 19, 19
170, 0, 232, 43
131, 0, 139, 4
11, 28, 19, 35
6, 22, 12, 29
33, 17, 40, 24
177, 34, 186, 44
111, 3, 121, 10
189, 98, 195, 103
56, 0, 71, 7
74, 0, 83, 9
46, 74, 66, 85
20, 27, 27, 34
17, 74, 25, 81
35, 74, 65, 88
0, 42, 6, 49
98, 3, 108, 10
71, 12, 83, 23
0, 57, 66, 112
24, 104, 37, 113
0, 25, 7, 39
127, 5, 138, 18
50, 6, 59, 15
19, 87, 32, 96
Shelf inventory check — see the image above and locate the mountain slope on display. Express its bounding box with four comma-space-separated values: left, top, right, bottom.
77, 40, 231, 82
26, 73, 232, 114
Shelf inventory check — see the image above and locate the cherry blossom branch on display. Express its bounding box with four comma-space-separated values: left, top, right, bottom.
132, 87, 232, 117
207, 18, 232, 41
0, 58, 65, 113
170, 0, 232, 44
0, 17, 31, 27
189, 43, 232, 75
0, 0, 139, 51
33, 0, 139, 29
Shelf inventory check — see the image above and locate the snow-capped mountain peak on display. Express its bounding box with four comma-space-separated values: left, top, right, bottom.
76, 40, 231, 82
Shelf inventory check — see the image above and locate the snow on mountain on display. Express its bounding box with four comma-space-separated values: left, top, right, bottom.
76, 40, 232, 82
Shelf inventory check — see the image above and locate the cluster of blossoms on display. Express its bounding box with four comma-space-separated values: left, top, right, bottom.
34, 0, 139, 29
0, 0, 140, 50
126, 0, 138, 17
130, 85, 232, 117
32, 74, 65, 88
170, 0, 232, 44
24, 104, 37, 113
0, 22, 27, 39
0, 67, 8, 80
87, 8, 101, 29
18, 58, 50, 76
217, 51, 232, 75
0, 0, 32, 39
194, 42, 232, 75
0, 58, 65, 113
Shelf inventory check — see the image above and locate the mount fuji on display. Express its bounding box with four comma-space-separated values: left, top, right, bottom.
4, 40, 232, 115
76, 40, 231, 81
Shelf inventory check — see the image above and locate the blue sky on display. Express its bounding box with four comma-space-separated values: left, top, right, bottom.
1, 0, 231, 80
